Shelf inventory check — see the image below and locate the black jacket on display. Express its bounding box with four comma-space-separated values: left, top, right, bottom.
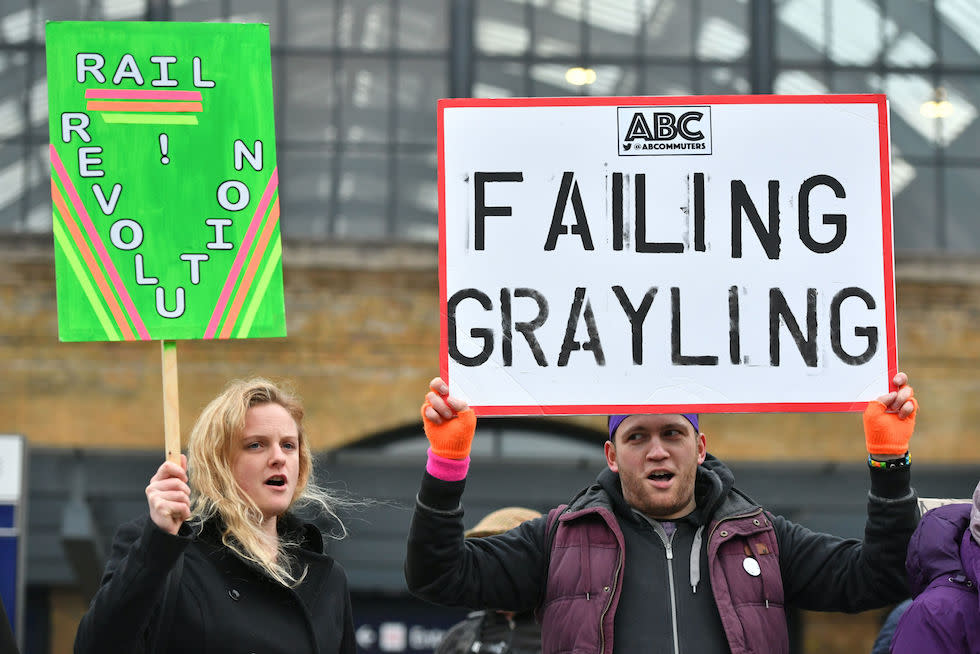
75, 514, 355, 654
406, 455, 918, 653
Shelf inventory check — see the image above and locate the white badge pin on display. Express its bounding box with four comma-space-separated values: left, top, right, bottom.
743, 557, 761, 577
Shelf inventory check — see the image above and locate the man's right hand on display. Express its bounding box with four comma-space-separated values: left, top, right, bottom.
145, 454, 191, 535
422, 377, 476, 460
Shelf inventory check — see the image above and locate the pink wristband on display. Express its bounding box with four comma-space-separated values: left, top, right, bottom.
426, 448, 470, 481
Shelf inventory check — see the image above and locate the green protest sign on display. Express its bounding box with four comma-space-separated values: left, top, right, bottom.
46, 21, 286, 342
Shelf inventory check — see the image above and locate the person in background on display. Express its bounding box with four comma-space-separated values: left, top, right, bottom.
890, 480, 980, 654
435, 507, 543, 654
74, 378, 356, 654
870, 599, 911, 654
407, 373, 919, 654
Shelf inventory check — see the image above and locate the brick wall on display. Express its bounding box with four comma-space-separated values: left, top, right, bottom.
2, 237, 447, 452
4, 235, 978, 462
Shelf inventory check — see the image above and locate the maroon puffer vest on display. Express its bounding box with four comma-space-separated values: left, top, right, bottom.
539, 505, 622, 654
707, 509, 788, 654
539, 504, 787, 654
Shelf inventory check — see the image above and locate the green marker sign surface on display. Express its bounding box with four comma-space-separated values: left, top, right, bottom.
46, 21, 286, 342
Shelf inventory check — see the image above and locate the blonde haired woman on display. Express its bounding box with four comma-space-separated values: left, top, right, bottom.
74, 379, 355, 653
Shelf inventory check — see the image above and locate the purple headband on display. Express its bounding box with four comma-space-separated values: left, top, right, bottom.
608, 414, 699, 441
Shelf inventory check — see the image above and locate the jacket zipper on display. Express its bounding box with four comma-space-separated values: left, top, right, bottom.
665, 534, 680, 654
651, 523, 680, 654
598, 545, 624, 654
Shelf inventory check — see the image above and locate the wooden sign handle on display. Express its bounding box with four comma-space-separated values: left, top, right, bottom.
161, 340, 181, 464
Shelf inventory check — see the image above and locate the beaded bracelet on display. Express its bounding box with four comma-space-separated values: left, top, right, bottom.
867, 452, 911, 470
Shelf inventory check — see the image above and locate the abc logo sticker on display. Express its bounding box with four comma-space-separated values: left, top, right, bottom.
617, 106, 712, 156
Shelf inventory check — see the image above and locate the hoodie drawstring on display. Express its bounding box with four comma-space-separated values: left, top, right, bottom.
690, 525, 704, 593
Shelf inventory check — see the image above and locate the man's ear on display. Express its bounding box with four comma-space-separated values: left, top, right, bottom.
697, 433, 707, 465
604, 440, 619, 473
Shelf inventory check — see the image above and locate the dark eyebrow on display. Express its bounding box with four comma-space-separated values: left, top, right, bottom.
663, 421, 693, 431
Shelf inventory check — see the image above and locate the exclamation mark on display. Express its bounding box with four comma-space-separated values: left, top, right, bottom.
159, 133, 170, 164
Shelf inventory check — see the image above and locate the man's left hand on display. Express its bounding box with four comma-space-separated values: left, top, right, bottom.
864, 371, 917, 459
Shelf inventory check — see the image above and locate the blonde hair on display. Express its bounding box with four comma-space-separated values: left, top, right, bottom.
187, 377, 344, 587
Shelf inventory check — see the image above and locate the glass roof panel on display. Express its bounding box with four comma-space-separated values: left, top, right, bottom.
696, 15, 750, 61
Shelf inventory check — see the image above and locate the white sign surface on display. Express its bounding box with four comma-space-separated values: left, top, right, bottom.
439, 95, 897, 416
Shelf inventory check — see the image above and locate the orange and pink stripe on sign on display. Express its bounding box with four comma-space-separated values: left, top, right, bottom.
84, 89, 204, 125
50, 177, 135, 341
85, 89, 203, 101
204, 167, 279, 339
218, 196, 280, 339
50, 144, 151, 340
85, 89, 203, 111
86, 100, 203, 112
85, 89, 204, 113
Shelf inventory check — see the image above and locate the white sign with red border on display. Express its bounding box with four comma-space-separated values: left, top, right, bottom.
439, 94, 897, 417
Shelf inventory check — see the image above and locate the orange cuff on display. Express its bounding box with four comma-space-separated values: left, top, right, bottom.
864, 396, 917, 456
421, 403, 476, 460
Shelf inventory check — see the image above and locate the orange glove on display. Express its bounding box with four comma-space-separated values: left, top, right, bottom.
421, 402, 476, 460
864, 396, 917, 457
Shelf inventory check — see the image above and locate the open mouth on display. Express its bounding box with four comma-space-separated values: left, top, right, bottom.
265, 475, 286, 487
648, 472, 674, 482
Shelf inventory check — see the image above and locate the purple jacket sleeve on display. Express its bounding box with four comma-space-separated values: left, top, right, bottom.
890, 591, 970, 654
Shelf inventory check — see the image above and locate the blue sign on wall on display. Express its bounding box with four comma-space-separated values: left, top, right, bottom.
352, 596, 468, 653
0, 435, 25, 650
0, 504, 16, 631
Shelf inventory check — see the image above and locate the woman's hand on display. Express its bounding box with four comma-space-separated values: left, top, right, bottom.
145, 454, 191, 535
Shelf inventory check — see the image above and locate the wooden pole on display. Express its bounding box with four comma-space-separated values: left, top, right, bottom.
161, 340, 181, 464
